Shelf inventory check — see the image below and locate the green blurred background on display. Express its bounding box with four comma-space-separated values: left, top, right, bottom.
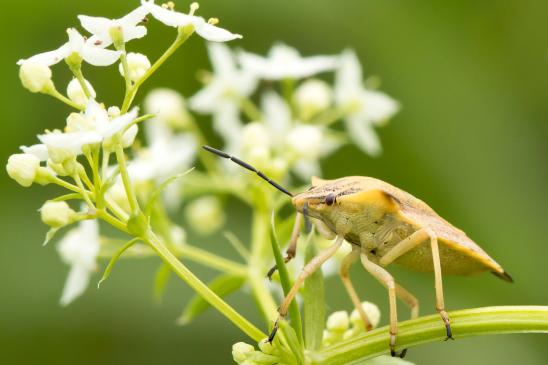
2, 1, 548, 364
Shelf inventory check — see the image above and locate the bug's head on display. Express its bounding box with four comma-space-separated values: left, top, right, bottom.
291, 176, 342, 220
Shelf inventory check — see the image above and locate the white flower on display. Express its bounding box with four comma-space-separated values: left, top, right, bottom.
144, 88, 190, 129
142, 1, 242, 42
128, 131, 196, 183
78, 5, 149, 47
294, 79, 332, 120
38, 100, 139, 157
184, 196, 225, 235
57, 219, 100, 306
67, 78, 96, 107
17, 28, 122, 67
262, 91, 340, 180
118, 52, 151, 82
189, 43, 257, 114
335, 49, 399, 156
239, 43, 338, 80
40, 201, 76, 228
18, 61, 53, 93
6, 153, 41, 187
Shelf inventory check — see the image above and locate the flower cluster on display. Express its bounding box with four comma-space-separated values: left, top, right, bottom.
9, 0, 241, 306
8, 1, 401, 364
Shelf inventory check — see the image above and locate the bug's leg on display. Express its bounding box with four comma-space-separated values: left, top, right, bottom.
379, 228, 430, 267
426, 228, 454, 341
268, 235, 344, 342
396, 283, 419, 320
360, 249, 401, 357
339, 246, 373, 331
267, 213, 303, 280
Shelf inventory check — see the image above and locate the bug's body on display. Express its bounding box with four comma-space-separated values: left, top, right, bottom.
202, 145, 513, 357
293, 176, 511, 281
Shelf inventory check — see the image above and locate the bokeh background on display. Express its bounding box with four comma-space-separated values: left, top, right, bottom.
2, 1, 548, 364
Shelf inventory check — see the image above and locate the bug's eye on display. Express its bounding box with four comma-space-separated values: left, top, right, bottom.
325, 193, 336, 206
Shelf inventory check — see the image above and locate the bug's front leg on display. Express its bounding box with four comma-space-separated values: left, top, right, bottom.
340, 246, 373, 331
268, 235, 344, 342
360, 249, 402, 357
267, 213, 303, 280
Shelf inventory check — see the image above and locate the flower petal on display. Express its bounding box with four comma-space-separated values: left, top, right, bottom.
99, 108, 138, 138
20, 144, 49, 161
81, 44, 122, 66
122, 25, 148, 42
345, 116, 382, 157
207, 42, 236, 76
262, 91, 291, 143
143, 1, 190, 27
66, 28, 85, 52
60, 265, 90, 306
17, 43, 70, 66
78, 15, 112, 35
196, 22, 242, 42
121, 5, 149, 26
361, 89, 400, 126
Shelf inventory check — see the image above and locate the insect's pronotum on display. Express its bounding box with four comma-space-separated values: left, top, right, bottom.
202, 145, 513, 357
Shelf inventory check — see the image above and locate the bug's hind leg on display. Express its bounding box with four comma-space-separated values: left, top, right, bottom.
396, 283, 419, 320
339, 247, 373, 331
359, 248, 403, 357
426, 228, 454, 340
268, 235, 344, 342
267, 213, 303, 280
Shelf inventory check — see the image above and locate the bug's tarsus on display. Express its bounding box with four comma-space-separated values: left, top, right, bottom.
202, 145, 293, 197
266, 253, 295, 280
267, 322, 279, 343
391, 348, 408, 358
444, 323, 454, 341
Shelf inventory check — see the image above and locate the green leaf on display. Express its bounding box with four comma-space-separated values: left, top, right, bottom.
279, 320, 305, 365
144, 168, 194, 218
303, 231, 326, 351
97, 237, 140, 288
43, 227, 59, 246
223, 231, 250, 260
154, 263, 172, 303
270, 212, 304, 346
177, 273, 245, 325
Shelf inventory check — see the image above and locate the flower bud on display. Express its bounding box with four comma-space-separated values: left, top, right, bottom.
67, 78, 96, 107
242, 122, 269, 150
294, 79, 332, 120
287, 125, 323, 160
326, 310, 350, 332
350, 301, 381, 330
184, 196, 225, 235
19, 61, 54, 93
232, 342, 255, 363
35, 167, 55, 186
108, 106, 121, 118
144, 88, 190, 129
40, 201, 76, 228
120, 124, 138, 148
119, 52, 151, 83
65, 112, 94, 133
6, 153, 40, 187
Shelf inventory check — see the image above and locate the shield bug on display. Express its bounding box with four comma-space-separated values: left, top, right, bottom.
202, 145, 512, 357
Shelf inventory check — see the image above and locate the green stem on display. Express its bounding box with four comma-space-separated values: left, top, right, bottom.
144, 230, 265, 342
309, 306, 548, 365
46, 87, 84, 110
71, 65, 92, 98
178, 244, 247, 276
121, 26, 194, 113
114, 144, 138, 213
239, 96, 263, 121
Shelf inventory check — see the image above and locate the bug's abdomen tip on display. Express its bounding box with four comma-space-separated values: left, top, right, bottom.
492, 270, 514, 283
